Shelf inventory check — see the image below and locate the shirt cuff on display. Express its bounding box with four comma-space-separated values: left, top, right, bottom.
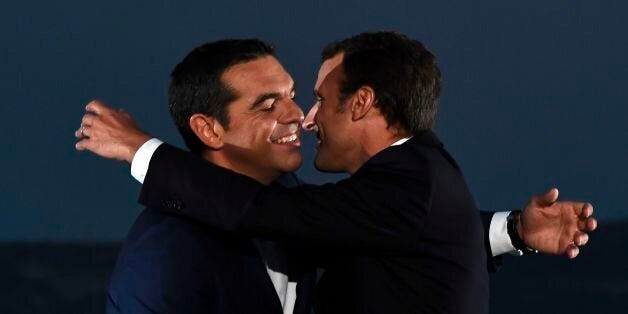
489, 211, 516, 256
130, 138, 163, 184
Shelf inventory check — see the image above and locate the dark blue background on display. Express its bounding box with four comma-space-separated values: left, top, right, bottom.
2, 0, 626, 242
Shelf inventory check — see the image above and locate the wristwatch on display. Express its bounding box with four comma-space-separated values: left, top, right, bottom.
506, 210, 539, 256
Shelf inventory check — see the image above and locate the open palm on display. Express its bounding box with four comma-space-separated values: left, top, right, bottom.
520, 188, 597, 258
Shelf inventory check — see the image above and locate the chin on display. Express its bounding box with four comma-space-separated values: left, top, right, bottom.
313, 157, 344, 174
280, 156, 303, 173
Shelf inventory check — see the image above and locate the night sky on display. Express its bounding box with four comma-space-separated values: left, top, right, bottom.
2, 0, 626, 241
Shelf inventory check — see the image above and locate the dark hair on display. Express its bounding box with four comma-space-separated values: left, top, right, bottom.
168, 39, 275, 154
321, 32, 441, 133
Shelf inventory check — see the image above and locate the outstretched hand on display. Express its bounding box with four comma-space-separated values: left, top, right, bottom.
519, 188, 597, 259
75, 100, 151, 163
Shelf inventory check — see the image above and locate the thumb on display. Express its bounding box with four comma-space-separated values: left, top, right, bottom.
534, 187, 559, 206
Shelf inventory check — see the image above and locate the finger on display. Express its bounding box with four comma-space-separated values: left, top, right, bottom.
81, 113, 98, 126
75, 124, 92, 138
74, 128, 83, 138
81, 125, 91, 138
565, 244, 579, 259
75, 139, 91, 151
574, 231, 589, 247
580, 203, 594, 218
586, 218, 598, 232
85, 100, 109, 115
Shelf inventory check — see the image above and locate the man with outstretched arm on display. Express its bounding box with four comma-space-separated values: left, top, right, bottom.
77, 32, 596, 314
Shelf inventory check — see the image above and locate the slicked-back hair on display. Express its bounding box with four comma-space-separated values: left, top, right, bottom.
321, 32, 441, 134
168, 39, 275, 154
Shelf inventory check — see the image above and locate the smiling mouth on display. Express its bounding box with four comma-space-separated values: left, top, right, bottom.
272, 133, 299, 144
270, 122, 301, 145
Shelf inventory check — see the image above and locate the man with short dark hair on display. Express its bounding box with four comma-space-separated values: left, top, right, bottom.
102, 39, 315, 314
78, 32, 596, 314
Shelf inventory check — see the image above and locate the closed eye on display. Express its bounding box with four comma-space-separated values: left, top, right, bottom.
314, 91, 324, 104
260, 100, 276, 112
316, 97, 324, 107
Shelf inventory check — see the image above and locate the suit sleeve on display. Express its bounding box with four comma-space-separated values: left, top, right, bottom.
139, 144, 432, 253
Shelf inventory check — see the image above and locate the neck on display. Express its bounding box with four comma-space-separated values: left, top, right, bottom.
202, 150, 278, 185
346, 118, 410, 175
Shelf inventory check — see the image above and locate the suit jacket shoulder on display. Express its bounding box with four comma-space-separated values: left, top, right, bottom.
106, 208, 284, 314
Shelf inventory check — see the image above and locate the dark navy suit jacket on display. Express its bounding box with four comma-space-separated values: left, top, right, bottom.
106, 174, 315, 314
137, 130, 491, 314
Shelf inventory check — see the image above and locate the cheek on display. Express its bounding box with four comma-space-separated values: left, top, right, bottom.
250, 119, 278, 144
319, 112, 340, 136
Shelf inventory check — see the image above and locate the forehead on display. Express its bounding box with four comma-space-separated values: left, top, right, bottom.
222, 56, 293, 97
315, 53, 344, 90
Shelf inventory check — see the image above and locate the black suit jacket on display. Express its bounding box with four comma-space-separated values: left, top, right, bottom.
139, 130, 489, 314
106, 181, 316, 313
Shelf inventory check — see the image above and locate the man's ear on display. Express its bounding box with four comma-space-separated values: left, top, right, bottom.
350, 86, 376, 121
189, 114, 225, 150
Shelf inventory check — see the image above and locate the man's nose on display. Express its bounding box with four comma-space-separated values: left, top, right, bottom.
302, 103, 319, 132
279, 99, 304, 125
